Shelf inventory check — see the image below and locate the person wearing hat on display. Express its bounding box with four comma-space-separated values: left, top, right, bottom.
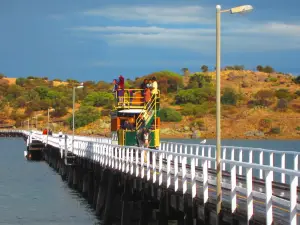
150, 77, 158, 95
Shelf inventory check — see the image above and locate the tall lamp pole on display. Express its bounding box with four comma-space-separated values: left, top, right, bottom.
47, 108, 55, 144
215, 4, 253, 224
72, 83, 84, 151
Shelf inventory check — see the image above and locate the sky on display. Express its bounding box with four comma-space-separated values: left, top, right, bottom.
0, 0, 299, 82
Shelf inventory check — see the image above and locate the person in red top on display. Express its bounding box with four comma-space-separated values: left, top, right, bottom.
118, 75, 124, 89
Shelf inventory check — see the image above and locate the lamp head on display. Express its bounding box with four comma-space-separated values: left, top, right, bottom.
230, 5, 253, 14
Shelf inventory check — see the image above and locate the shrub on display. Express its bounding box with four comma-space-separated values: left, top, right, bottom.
175, 87, 215, 105
83, 92, 114, 108
258, 118, 272, 132
295, 90, 300, 97
276, 98, 288, 111
221, 87, 239, 105
181, 102, 211, 117
190, 118, 205, 130
296, 126, 300, 131
270, 127, 280, 134
293, 75, 300, 84
0, 74, 4, 79
266, 77, 277, 82
160, 108, 182, 122
187, 73, 212, 89
67, 106, 101, 129
275, 89, 292, 101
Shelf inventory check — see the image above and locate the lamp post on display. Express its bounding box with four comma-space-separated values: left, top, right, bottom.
47, 108, 55, 144
72, 83, 84, 151
215, 4, 253, 224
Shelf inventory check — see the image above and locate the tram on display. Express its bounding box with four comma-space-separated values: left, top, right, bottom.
110, 88, 160, 149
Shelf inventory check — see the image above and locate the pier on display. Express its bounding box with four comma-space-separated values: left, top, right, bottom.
0, 129, 299, 225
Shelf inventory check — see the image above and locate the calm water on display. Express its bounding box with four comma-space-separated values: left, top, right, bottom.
0, 137, 299, 225
0, 138, 101, 225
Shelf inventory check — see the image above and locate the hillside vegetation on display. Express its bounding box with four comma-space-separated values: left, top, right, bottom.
0, 66, 299, 139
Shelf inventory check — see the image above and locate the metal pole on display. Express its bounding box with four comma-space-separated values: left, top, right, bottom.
72, 87, 75, 151
216, 4, 222, 224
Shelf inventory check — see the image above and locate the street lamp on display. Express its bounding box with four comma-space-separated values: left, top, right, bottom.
215, 4, 253, 224
72, 83, 84, 151
47, 108, 55, 144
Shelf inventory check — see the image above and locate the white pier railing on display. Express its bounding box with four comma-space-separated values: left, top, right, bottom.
1, 129, 300, 225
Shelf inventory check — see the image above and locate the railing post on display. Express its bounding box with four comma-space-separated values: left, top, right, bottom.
238, 149, 243, 175
230, 162, 236, 213
119, 147, 122, 171
246, 167, 253, 223
222, 148, 226, 171
141, 149, 145, 178
281, 153, 285, 183
293, 154, 298, 186
135, 149, 139, 177
202, 159, 208, 204
191, 156, 196, 198
159, 152, 163, 185
126, 148, 129, 173
153, 152, 156, 183
170, 144, 173, 161
196, 146, 199, 167
179, 145, 183, 163
208, 147, 211, 169
174, 155, 178, 192
259, 151, 263, 179
290, 175, 297, 225
147, 150, 150, 181
167, 153, 171, 188
130, 148, 134, 175
110, 146, 113, 168
182, 156, 187, 194
269, 152, 274, 182
265, 170, 273, 225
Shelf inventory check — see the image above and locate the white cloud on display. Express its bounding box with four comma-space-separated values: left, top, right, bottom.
70, 22, 300, 52
70, 5, 300, 52
82, 5, 214, 24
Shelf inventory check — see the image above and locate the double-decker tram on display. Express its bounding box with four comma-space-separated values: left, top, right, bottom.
110, 88, 160, 149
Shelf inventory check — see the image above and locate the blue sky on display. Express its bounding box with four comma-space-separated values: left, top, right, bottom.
0, 0, 299, 82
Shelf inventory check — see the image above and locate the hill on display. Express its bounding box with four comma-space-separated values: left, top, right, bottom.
0, 68, 299, 139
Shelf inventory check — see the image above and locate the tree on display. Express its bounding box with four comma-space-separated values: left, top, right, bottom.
221, 87, 239, 105
160, 108, 182, 122
16, 78, 27, 87
181, 68, 189, 73
83, 92, 114, 108
0, 73, 4, 79
67, 106, 101, 129
256, 65, 263, 72
293, 75, 300, 84
264, 65, 275, 73
201, 65, 208, 72
187, 73, 212, 89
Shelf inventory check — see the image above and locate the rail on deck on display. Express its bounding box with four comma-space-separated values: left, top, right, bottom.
1, 129, 300, 225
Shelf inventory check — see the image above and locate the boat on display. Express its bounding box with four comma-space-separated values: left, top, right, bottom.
110, 87, 160, 149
